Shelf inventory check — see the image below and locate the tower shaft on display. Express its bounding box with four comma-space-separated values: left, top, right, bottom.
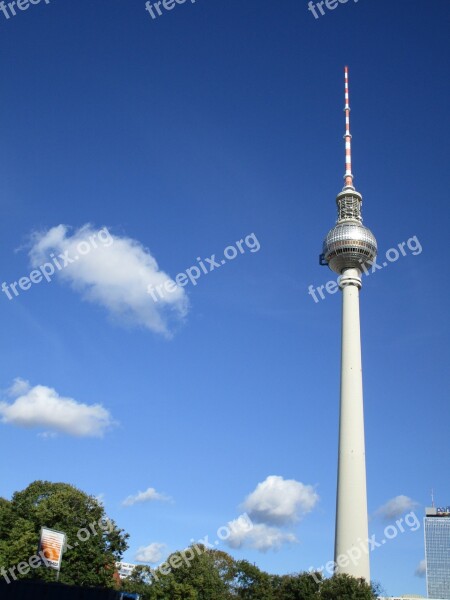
321, 67, 376, 582
334, 268, 370, 580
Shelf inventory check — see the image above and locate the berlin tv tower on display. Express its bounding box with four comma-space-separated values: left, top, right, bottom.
321, 67, 377, 581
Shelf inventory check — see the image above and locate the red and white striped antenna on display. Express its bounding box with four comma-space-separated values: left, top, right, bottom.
344, 66, 354, 189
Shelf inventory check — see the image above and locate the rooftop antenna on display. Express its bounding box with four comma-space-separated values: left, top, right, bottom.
431, 489, 435, 508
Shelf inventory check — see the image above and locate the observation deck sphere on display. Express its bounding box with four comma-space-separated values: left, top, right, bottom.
323, 221, 377, 274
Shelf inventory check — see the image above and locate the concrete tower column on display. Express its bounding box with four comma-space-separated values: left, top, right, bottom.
334, 267, 370, 580
321, 67, 377, 582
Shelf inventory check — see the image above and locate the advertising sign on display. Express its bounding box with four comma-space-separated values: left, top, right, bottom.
38, 528, 66, 571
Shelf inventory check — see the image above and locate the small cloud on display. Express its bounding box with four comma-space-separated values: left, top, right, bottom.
28, 224, 188, 337
242, 475, 318, 526
375, 495, 419, 520
135, 542, 167, 563
95, 493, 105, 505
0, 379, 115, 437
225, 517, 296, 552
415, 558, 426, 578
122, 487, 172, 507
37, 431, 58, 440
8, 378, 31, 396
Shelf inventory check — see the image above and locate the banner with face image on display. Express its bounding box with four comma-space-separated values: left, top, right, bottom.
38, 528, 66, 571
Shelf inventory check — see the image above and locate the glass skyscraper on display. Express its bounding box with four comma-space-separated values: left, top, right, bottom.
424, 507, 450, 599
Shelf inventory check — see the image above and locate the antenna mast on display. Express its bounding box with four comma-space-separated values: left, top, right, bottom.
344, 66, 354, 190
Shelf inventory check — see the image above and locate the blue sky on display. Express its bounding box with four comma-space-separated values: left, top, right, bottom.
0, 0, 449, 595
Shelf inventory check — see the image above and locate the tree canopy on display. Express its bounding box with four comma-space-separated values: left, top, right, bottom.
0, 480, 128, 588
121, 545, 379, 600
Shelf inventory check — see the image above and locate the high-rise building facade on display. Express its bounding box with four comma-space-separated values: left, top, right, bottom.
424, 506, 450, 599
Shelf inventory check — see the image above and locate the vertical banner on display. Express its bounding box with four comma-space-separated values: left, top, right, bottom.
39, 528, 66, 571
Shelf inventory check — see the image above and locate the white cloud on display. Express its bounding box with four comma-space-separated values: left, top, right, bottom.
29, 224, 188, 337
135, 542, 167, 563
9, 378, 31, 396
242, 475, 319, 526
224, 476, 318, 553
37, 431, 58, 439
122, 487, 172, 507
415, 558, 426, 578
375, 495, 419, 520
0, 378, 114, 437
226, 517, 297, 552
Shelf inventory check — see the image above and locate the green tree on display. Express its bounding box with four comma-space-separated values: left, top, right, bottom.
121, 565, 159, 600
0, 480, 128, 588
233, 559, 276, 600
152, 576, 198, 600
165, 546, 232, 600
319, 573, 378, 600
276, 572, 322, 600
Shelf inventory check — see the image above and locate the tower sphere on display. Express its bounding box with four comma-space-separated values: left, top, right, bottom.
323, 220, 377, 274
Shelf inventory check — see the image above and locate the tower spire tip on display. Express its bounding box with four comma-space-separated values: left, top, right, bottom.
343, 66, 354, 189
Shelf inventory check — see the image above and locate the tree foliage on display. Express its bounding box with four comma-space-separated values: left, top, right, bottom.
0, 480, 128, 588
120, 547, 379, 600
276, 571, 322, 600
319, 573, 377, 600
233, 559, 276, 600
